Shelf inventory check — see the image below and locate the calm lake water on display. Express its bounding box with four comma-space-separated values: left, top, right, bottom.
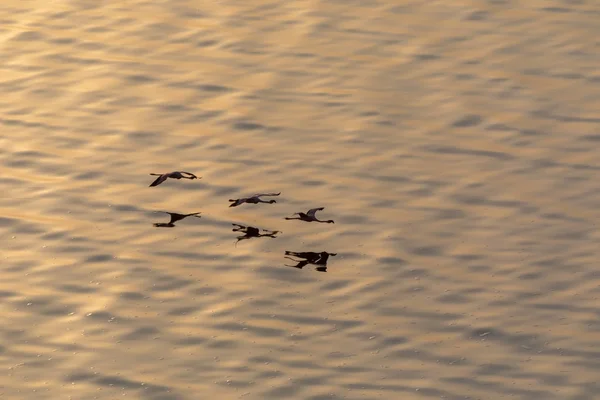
2, 1, 600, 399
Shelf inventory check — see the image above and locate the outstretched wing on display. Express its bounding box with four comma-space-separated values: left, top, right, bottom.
253, 192, 281, 198
180, 171, 198, 179
229, 198, 246, 207
306, 207, 324, 218
149, 174, 168, 187
166, 212, 186, 224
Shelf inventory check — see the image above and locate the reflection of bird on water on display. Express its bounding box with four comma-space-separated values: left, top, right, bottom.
153, 212, 201, 228
149, 171, 199, 187
284, 251, 337, 272
229, 192, 281, 207
284, 207, 334, 223
232, 224, 279, 246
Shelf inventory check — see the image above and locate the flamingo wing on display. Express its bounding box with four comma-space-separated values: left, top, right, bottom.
306, 207, 324, 218
149, 174, 168, 187
253, 192, 281, 198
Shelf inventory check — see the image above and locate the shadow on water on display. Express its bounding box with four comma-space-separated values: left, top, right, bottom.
232, 223, 279, 246
153, 211, 201, 228
284, 251, 337, 272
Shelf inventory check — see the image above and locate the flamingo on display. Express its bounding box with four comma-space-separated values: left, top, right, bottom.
153, 212, 201, 228
149, 171, 199, 187
284, 207, 334, 223
228, 192, 281, 207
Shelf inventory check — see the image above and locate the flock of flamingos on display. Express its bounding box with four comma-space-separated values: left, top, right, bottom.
148, 170, 337, 272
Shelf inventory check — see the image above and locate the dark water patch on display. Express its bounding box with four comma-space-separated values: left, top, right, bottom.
476, 363, 515, 376
541, 7, 572, 13
188, 286, 219, 296
466, 326, 544, 352
175, 336, 206, 346
119, 291, 145, 300
232, 121, 265, 131
452, 114, 482, 127
464, 10, 488, 21
256, 266, 316, 283
127, 130, 160, 144
0, 290, 16, 299
0, 217, 17, 227
13, 223, 44, 235
372, 174, 411, 183
13, 150, 49, 158
58, 284, 97, 294
48, 53, 104, 65
179, 110, 224, 123
553, 72, 584, 80
533, 110, 600, 124
452, 194, 531, 210
414, 53, 440, 61
442, 376, 553, 398
84, 254, 114, 263
380, 336, 409, 347
319, 279, 351, 291
0, 117, 62, 131
195, 39, 219, 47
158, 103, 190, 113
85, 311, 121, 322
409, 245, 443, 257
551, 229, 590, 241
486, 123, 513, 131
124, 74, 156, 83
300, 180, 325, 186
67, 372, 96, 382
14, 297, 75, 317
112, 203, 142, 212
120, 326, 160, 340
94, 374, 175, 396
6, 107, 35, 116
255, 313, 362, 330
56, 245, 95, 253
377, 257, 407, 267
422, 144, 512, 160
580, 134, 600, 142
339, 215, 369, 224
455, 73, 475, 80
306, 394, 341, 400
73, 170, 103, 180
197, 84, 233, 93
148, 278, 192, 292
77, 41, 105, 51
206, 339, 238, 349
167, 306, 200, 316
154, 251, 209, 260
379, 308, 460, 322
388, 348, 470, 367
13, 31, 45, 41
519, 272, 541, 280
5, 260, 37, 273
214, 322, 284, 337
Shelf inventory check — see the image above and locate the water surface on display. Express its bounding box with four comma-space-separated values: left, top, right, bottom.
2, 1, 600, 399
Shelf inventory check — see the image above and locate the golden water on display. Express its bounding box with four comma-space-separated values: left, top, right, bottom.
2, 1, 600, 399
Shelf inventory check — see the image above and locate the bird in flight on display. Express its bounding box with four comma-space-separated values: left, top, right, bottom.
284, 207, 334, 223
228, 192, 281, 207
153, 212, 201, 228
149, 171, 199, 187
